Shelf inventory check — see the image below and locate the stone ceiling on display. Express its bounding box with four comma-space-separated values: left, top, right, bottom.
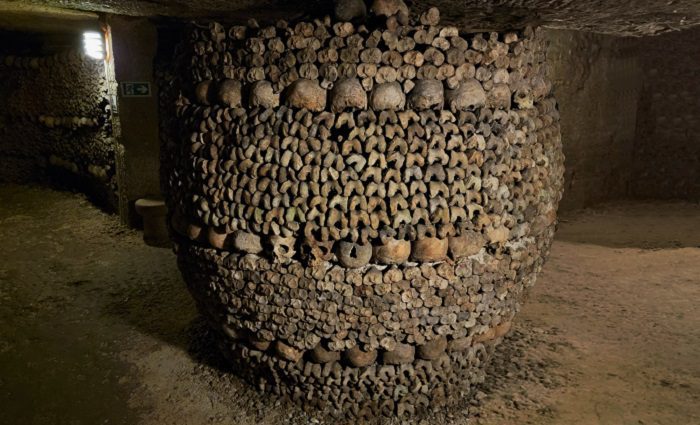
0, 3, 98, 33
5, 0, 700, 36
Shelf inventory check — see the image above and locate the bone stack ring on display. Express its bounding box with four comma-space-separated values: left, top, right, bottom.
161, 2, 564, 419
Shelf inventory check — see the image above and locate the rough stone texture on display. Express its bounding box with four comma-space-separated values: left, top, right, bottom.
0, 4, 100, 33
632, 27, 700, 201
110, 16, 162, 224
545, 30, 642, 211
12, 0, 700, 36
160, 7, 564, 418
411, 0, 700, 36
544, 27, 700, 209
0, 45, 116, 207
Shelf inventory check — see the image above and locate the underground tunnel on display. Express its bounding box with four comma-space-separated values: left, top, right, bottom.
0, 0, 699, 424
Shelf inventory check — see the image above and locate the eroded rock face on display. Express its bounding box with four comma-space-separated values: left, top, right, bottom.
163, 4, 564, 420
18, 0, 700, 36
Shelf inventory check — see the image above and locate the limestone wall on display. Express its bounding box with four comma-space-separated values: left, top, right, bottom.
633, 27, 700, 200
545, 29, 642, 211
544, 27, 700, 209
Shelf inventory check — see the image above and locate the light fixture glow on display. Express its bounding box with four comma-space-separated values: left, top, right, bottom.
83, 31, 104, 60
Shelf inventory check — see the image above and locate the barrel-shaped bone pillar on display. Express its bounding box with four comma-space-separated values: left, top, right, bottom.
162, 7, 564, 420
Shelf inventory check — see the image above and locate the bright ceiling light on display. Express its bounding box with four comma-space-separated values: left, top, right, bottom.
83, 31, 104, 60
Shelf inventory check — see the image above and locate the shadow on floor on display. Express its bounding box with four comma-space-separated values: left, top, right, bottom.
103, 268, 233, 373
185, 316, 234, 373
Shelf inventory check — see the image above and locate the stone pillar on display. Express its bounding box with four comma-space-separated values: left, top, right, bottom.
108, 15, 161, 226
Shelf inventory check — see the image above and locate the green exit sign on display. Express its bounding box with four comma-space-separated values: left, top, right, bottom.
120, 82, 151, 97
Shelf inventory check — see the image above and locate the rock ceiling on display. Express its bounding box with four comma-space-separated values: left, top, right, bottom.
7, 0, 700, 36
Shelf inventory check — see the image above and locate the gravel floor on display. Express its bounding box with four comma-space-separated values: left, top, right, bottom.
1, 184, 698, 425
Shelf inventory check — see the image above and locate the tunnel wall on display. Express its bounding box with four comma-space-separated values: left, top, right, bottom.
110, 16, 162, 223
632, 27, 700, 200
545, 30, 642, 211
0, 45, 116, 208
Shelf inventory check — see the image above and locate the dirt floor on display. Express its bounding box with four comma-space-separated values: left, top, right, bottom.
0, 184, 698, 425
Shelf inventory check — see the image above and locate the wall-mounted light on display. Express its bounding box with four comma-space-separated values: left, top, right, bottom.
83, 31, 105, 60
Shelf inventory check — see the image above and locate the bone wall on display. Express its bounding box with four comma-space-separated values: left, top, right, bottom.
0, 43, 116, 208
545, 30, 642, 211
633, 27, 700, 200
162, 3, 564, 418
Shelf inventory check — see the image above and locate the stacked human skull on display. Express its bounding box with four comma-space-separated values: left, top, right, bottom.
163, 0, 564, 419
0, 49, 114, 186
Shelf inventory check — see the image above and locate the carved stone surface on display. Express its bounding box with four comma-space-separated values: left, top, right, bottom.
20, 0, 700, 36
162, 4, 564, 419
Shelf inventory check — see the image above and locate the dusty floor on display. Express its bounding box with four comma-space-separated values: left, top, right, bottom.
0, 184, 698, 425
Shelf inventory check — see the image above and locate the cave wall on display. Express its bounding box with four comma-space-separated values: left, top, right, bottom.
545, 29, 642, 211
0, 36, 116, 208
544, 27, 700, 209
633, 27, 700, 200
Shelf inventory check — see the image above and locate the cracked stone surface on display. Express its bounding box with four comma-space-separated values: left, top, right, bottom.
11, 0, 700, 35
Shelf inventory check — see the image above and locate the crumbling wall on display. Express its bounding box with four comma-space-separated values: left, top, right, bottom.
545, 30, 642, 211
633, 27, 700, 200
163, 4, 563, 419
0, 48, 116, 207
